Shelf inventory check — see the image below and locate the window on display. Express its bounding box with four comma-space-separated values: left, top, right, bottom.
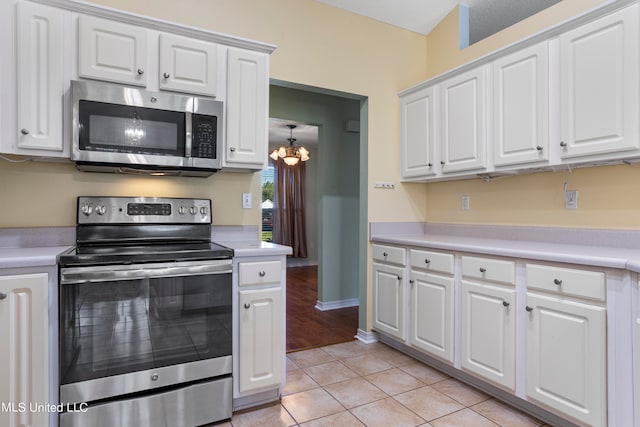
261, 165, 274, 242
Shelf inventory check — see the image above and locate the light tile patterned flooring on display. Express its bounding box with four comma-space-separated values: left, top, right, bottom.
215, 340, 552, 427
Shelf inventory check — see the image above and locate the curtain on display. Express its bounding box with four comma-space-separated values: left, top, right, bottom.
272, 159, 308, 258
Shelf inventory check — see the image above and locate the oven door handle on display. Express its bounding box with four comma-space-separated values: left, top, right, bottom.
60, 260, 232, 284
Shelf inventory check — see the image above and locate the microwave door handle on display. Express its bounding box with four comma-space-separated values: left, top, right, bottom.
60, 260, 232, 284
185, 112, 192, 158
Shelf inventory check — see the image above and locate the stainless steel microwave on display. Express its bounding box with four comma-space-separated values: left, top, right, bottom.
71, 80, 223, 177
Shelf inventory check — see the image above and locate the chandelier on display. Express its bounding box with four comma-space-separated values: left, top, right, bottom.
269, 124, 310, 166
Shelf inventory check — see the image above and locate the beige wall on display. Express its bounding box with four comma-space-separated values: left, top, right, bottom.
0, 0, 428, 228
424, 0, 640, 229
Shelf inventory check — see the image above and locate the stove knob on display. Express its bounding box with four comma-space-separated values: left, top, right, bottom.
95, 205, 106, 216
200, 207, 208, 215
178, 206, 187, 215
189, 206, 197, 215
81, 204, 93, 216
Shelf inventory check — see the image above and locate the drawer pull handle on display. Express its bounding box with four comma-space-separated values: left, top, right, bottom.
560, 141, 567, 147
20, 128, 29, 135
0, 292, 6, 300
553, 278, 563, 285
259, 271, 266, 277
425, 259, 431, 264
525, 306, 533, 312
163, 72, 170, 79
502, 301, 510, 307
137, 68, 145, 75
409, 279, 415, 285
479, 267, 487, 273
397, 276, 402, 281
536, 145, 543, 151
383, 252, 388, 257
244, 303, 251, 309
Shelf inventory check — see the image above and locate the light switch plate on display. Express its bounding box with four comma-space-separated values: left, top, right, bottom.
242, 192, 252, 209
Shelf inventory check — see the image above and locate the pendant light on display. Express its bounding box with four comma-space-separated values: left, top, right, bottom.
269, 124, 310, 166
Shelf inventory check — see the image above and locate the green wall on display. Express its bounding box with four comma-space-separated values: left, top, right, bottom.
269, 84, 363, 306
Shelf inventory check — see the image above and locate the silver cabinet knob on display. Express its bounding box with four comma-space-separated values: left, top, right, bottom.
553, 278, 563, 285
163, 72, 170, 79
525, 306, 533, 312
397, 276, 402, 281
383, 252, 388, 257
440, 161, 445, 165
20, 128, 29, 135
536, 145, 543, 151
137, 68, 145, 75
409, 279, 415, 284
230, 147, 236, 152
244, 303, 251, 309
560, 141, 567, 147
259, 271, 266, 277
425, 259, 431, 264
151, 373, 159, 381
479, 267, 487, 273
427, 163, 433, 167
502, 300, 510, 307
0, 292, 7, 300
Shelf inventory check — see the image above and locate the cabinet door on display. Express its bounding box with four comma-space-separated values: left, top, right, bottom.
78, 14, 148, 86
16, 1, 64, 153
525, 293, 606, 427
441, 67, 487, 173
238, 287, 283, 392
159, 33, 218, 97
225, 48, 268, 169
372, 263, 406, 340
400, 86, 436, 179
460, 280, 515, 390
559, 4, 639, 159
493, 42, 549, 167
0, 274, 48, 427
409, 271, 454, 363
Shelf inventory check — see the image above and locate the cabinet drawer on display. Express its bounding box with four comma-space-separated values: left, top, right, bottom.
239, 261, 282, 286
526, 264, 605, 301
410, 249, 454, 274
462, 256, 515, 285
372, 244, 406, 266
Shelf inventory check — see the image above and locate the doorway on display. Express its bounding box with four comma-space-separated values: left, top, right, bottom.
267, 82, 368, 352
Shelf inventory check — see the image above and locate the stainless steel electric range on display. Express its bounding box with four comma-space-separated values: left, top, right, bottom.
57, 197, 234, 427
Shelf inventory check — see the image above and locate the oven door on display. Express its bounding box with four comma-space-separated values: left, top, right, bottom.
59, 259, 232, 404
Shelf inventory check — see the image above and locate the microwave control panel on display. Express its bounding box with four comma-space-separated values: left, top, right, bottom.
191, 114, 217, 159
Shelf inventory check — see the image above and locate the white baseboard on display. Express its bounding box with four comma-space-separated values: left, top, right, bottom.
355, 329, 379, 344
314, 298, 359, 311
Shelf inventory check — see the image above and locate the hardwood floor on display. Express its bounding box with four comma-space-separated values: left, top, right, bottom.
286, 265, 358, 353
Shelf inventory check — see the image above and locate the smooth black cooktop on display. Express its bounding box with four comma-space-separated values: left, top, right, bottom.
58, 242, 234, 267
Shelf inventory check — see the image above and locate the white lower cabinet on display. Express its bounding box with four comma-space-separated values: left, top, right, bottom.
525, 294, 606, 426
238, 286, 283, 393
409, 271, 454, 362
0, 273, 49, 427
460, 280, 516, 390
372, 262, 406, 340
236, 259, 285, 395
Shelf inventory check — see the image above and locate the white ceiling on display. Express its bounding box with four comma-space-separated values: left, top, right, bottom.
312, 0, 560, 38
269, 119, 319, 147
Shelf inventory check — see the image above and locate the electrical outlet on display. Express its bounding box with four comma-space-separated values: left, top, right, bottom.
462, 195, 470, 210
374, 182, 395, 189
565, 190, 578, 209
242, 192, 252, 209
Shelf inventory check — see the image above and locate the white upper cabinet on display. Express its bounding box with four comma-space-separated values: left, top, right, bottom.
159, 33, 219, 97
492, 42, 549, 167
224, 48, 268, 169
440, 66, 487, 173
400, 86, 437, 179
559, 4, 639, 160
78, 14, 148, 87
15, 1, 65, 155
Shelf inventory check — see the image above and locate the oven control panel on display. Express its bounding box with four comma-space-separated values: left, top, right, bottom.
77, 196, 211, 224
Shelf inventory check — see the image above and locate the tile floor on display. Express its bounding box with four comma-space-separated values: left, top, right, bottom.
214, 340, 551, 427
